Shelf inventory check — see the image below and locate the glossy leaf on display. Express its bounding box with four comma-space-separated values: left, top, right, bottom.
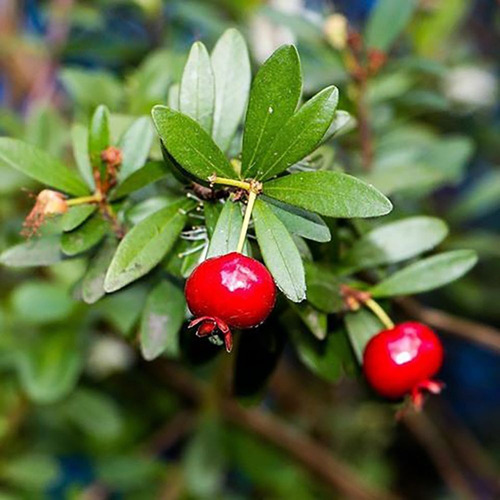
343, 216, 448, 271
152, 106, 237, 181
179, 42, 215, 133
62, 205, 97, 232
112, 162, 167, 200
263, 171, 392, 218
241, 45, 302, 178
61, 214, 109, 256
344, 308, 384, 363
104, 199, 194, 292
257, 86, 338, 180
140, 279, 185, 361
0, 138, 89, 195
370, 250, 478, 297
71, 123, 95, 190
253, 199, 305, 302
0, 236, 64, 267
206, 201, 243, 258
211, 28, 251, 152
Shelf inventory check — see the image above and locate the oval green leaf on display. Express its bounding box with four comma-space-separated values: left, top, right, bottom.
61, 214, 109, 256
206, 200, 243, 258
0, 236, 64, 267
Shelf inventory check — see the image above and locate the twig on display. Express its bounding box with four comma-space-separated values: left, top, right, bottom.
396, 297, 500, 353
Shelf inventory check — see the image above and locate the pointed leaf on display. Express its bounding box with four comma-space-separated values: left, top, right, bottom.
206, 201, 243, 258
62, 205, 97, 232
263, 171, 392, 218
152, 106, 237, 181
253, 199, 305, 302
61, 214, 108, 256
211, 28, 251, 152
112, 162, 167, 200
180, 42, 215, 133
104, 199, 194, 292
257, 86, 338, 180
140, 279, 185, 361
71, 123, 95, 190
370, 250, 478, 297
241, 45, 302, 177
0, 236, 64, 267
0, 138, 89, 195
344, 308, 384, 363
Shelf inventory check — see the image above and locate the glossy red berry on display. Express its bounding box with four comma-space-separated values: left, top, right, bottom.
185, 252, 276, 352
363, 322, 444, 409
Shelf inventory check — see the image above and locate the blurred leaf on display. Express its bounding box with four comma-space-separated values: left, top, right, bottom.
104, 199, 193, 292
140, 279, 185, 361
0, 236, 64, 267
343, 216, 448, 271
167, 82, 180, 110
180, 42, 215, 133
112, 162, 167, 200
0, 138, 89, 195
253, 199, 306, 302
242, 45, 302, 178
0, 454, 59, 491
371, 250, 478, 297
61, 214, 108, 256
126, 196, 180, 225
291, 302, 327, 340
97, 456, 162, 490
88, 105, 110, 179
263, 171, 393, 218
447, 232, 500, 259
365, 0, 417, 51
344, 308, 384, 363
62, 205, 97, 232
321, 110, 355, 143
71, 123, 95, 190
207, 200, 243, 258
152, 106, 237, 181
304, 263, 343, 313
203, 201, 223, 238
211, 28, 251, 152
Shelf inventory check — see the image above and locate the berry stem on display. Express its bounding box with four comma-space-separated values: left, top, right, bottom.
209, 175, 251, 191
364, 298, 394, 329
236, 190, 257, 254
66, 193, 102, 206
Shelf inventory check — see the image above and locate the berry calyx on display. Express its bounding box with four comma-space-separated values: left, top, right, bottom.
185, 252, 276, 352
363, 322, 444, 410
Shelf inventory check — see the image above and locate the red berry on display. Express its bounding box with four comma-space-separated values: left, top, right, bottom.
363, 322, 444, 409
185, 252, 276, 352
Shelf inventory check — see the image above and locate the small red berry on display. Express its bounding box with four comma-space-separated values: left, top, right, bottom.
185, 252, 276, 352
363, 322, 444, 410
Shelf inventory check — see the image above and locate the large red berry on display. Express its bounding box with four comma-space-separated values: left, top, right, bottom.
363, 322, 444, 409
185, 252, 276, 352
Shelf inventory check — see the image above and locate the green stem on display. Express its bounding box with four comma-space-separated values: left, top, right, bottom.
236, 190, 257, 254
66, 193, 102, 206
365, 298, 394, 329
209, 175, 251, 191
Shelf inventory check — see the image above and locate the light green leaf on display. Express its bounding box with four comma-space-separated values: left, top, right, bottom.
62, 205, 97, 232
257, 86, 338, 180
152, 106, 237, 181
0, 236, 63, 267
263, 171, 392, 218
71, 123, 95, 190
140, 279, 185, 361
0, 138, 89, 195
241, 45, 302, 178
206, 201, 243, 258
371, 250, 478, 297
344, 308, 384, 363
104, 199, 194, 292
253, 199, 305, 302
321, 110, 355, 143
168, 83, 180, 110
89, 105, 110, 178
203, 201, 223, 238
343, 216, 448, 271
211, 28, 251, 152
1, 454, 59, 491
61, 214, 108, 256
112, 162, 167, 200
180, 42, 215, 133
365, 0, 417, 51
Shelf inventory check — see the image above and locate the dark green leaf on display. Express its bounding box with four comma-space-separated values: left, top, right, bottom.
304, 263, 343, 313
61, 214, 108, 256
0, 236, 63, 267
263, 171, 392, 218
179, 42, 215, 133
104, 199, 194, 292
343, 216, 448, 271
257, 86, 338, 180
112, 162, 167, 200
344, 308, 384, 363
140, 279, 185, 361
0, 138, 89, 195
152, 106, 237, 181
290, 303, 327, 340
62, 205, 97, 232
253, 199, 305, 302
71, 123, 95, 190
89, 105, 110, 178
241, 45, 302, 178
211, 28, 251, 152
206, 201, 243, 258
370, 250, 478, 297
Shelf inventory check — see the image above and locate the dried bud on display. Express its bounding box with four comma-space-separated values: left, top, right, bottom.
324, 14, 348, 50
101, 146, 123, 170
22, 189, 68, 237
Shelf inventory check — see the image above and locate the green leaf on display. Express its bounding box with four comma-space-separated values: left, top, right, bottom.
291, 303, 327, 340
206, 201, 243, 258
263, 171, 392, 218
365, 0, 417, 51
1, 454, 59, 491
263, 196, 330, 242
370, 250, 478, 297
61, 214, 108, 256
62, 205, 97, 232
304, 263, 343, 313
211, 28, 251, 152
241, 45, 302, 178
112, 162, 167, 200
168, 83, 180, 110
152, 106, 237, 181
253, 199, 305, 302
118, 116, 155, 180
344, 308, 384, 363
88, 105, 110, 177
321, 110, 355, 143
257, 86, 338, 180
343, 216, 448, 271
82, 237, 118, 304
179, 42, 215, 133
0, 236, 63, 267
71, 123, 95, 190
203, 202, 223, 238
104, 199, 194, 292
140, 279, 185, 361
0, 138, 89, 195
